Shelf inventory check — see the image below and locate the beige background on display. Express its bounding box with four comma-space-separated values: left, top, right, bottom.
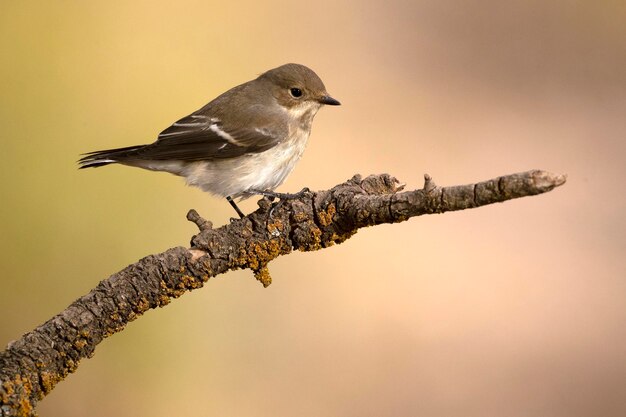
1, 1, 624, 416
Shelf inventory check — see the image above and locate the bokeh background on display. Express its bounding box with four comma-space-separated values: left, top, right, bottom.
1, 1, 625, 416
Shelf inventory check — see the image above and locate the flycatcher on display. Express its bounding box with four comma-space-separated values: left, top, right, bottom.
79, 63, 340, 218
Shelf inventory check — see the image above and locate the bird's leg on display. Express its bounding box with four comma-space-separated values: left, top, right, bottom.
226, 196, 245, 219
249, 188, 311, 217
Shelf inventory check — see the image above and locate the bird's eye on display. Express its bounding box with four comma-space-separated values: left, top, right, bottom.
289, 88, 303, 98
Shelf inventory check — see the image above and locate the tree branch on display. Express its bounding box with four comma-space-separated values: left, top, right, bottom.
0, 170, 566, 416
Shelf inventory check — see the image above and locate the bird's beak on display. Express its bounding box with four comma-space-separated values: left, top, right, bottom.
318, 95, 341, 106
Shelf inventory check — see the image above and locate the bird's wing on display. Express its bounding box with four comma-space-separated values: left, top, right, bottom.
132, 112, 283, 161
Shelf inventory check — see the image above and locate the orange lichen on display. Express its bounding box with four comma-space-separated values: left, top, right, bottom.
39, 372, 58, 394
292, 210, 309, 222
226, 236, 292, 287
73, 339, 87, 350
328, 230, 356, 245
135, 297, 151, 313
157, 295, 171, 306
1, 374, 35, 416
232, 239, 287, 270
295, 222, 323, 252
179, 275, 204, 290
254, 266, 272, 287
266, 219, 285, 235
317, 203, 336, 227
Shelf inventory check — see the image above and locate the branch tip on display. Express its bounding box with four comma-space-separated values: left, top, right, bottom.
187, 209, 213, 231
533, 170, 567, 189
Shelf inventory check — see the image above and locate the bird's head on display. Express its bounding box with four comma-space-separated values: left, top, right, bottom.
259, 63, 341, 115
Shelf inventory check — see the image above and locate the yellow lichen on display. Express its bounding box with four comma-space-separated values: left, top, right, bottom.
266, 219, 284, 235
296, 222, 323, 251
292, 211, 309, 222
66, 358, 77, 372
317, 203, 336, 227
254, 266, 272, 287
135, 297, 151, 313
329, 230, 356, 245
73, 339, 87, 350
232, 239, 286, 271
158, 294, 171, 306
0, 376, 36, 417
39, 371, 58, 394
179, 275, 204, 290
227, 237, 291, 286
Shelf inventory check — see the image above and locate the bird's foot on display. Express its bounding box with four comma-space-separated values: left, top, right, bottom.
249, 187, 310, 201
250, 188, 311, 217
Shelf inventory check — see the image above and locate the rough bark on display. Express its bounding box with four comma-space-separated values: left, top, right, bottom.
0, 170, 566, 416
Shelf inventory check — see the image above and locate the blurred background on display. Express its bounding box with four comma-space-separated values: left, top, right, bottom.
1, 1, 625, 416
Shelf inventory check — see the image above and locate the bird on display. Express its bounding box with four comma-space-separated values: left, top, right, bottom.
78, 63, 340, 218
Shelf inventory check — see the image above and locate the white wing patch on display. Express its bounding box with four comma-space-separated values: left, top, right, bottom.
173, 122, 206, 127
158, 130, 194, 138
158, 115, 215, 139
209, 123, 244, 146
157, 115, 271, 152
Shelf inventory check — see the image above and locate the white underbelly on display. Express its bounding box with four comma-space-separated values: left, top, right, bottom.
179, 131, 310, 198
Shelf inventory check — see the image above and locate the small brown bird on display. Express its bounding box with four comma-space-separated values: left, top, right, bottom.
79, 63, 340, 217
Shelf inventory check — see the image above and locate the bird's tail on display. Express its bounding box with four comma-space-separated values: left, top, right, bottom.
78, 145, 145, 169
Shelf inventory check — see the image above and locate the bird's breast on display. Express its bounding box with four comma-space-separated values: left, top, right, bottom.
247, 128, 310, 190
181, 128, 311, 199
